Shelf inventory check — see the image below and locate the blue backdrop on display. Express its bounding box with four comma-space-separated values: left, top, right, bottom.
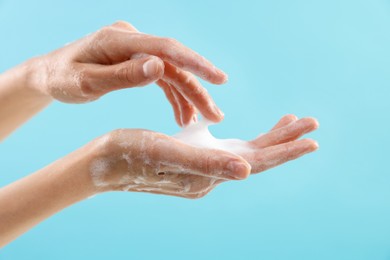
1, 0, 389, 259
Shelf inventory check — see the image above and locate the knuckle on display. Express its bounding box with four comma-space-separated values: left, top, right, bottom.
111, 20, 129, 27
285, 114, 297, 120
100, 129, 147, 154
111, 21, 138, 32
164, 37, 179, 46
159, 37, 181, 57
104, 129, 126, 144
95, 26, 114, 40
193, 86, 208, 97
181, 75, 193, 86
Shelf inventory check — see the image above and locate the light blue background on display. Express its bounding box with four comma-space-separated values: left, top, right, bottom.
1, 0, 389, 259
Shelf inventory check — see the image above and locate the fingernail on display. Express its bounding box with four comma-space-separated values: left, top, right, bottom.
215, 106, 225, 118
221, 71, 228, 83
218, 108, 225, 118
215, 67, 228, 83
143, 57, 160, 78
213, 104, 224, 119
310, 140, 319, 151
227, 161, 250, 179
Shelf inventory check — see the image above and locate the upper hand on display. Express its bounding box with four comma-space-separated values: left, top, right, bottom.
27, 21, 226, 125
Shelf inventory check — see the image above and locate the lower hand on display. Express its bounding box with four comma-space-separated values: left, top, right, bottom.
88, 114, 318, 199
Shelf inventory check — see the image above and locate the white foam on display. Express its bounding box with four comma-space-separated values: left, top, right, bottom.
173, 119, 253, 155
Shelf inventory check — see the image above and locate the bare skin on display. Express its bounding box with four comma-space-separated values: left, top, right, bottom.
0, 21, 319, 247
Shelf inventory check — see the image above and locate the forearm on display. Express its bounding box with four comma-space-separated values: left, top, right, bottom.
0, 59, 52, 141
0, 142, 98, 247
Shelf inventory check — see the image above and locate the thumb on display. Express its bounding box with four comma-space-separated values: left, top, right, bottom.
87, 56, 164, 93
155, 140, 252, 180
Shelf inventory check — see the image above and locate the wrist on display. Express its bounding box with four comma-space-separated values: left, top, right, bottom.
21, 56, 53, 100
0, 57, 53, 140
57, 142, 105, 199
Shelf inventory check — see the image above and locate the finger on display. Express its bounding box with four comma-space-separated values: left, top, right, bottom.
108, 28, 199, 125
270, 114, 298, 131
163, 62, 224, 122
168, 147, 251, 180
151, 137, 251, 180
157, 80, 183, 126
248, 138, 319, 174
86, 55, 165, 92
97, 28, 228, 84
251, 117, 319, 148
170, 85, 197, 126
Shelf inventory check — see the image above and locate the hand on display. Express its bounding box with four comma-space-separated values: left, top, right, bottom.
26, 21, 226, 125
89, 114, 318, 199
89, 128, 251, 199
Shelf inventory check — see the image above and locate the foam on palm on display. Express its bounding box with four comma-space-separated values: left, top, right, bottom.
173, 119, 253, 154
